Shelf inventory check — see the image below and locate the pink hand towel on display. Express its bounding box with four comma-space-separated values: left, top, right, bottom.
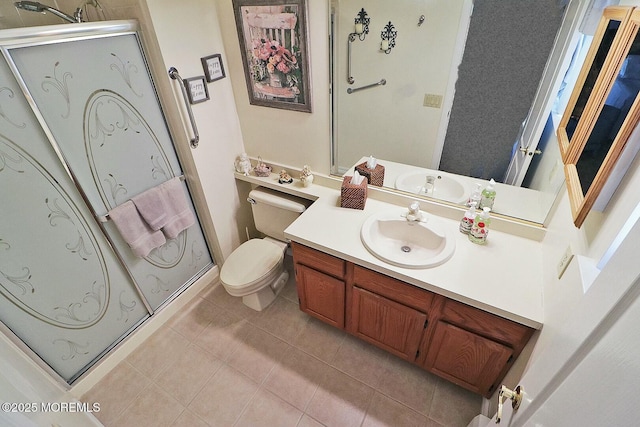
131, 186, 166, 231
159, 177, 196, 239
108, 200, 166, 257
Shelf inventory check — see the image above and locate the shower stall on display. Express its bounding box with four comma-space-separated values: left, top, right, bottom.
0, 21, 214, 384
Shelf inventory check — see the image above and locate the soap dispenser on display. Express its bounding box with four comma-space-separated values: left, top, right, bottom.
459, 202, 477, 234
467, 183, 482, 207
469, 207, 491, 245
479, 179, 497, 210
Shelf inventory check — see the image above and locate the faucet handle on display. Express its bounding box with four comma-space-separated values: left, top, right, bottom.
408, 201, 420, 215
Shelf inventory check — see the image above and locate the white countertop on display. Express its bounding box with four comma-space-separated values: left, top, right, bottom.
236, 171, 543, 329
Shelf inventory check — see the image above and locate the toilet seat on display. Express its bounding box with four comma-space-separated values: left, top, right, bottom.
220, 239, 284, 296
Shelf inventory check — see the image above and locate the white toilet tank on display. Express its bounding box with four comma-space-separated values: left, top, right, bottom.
249, 187, 310, 242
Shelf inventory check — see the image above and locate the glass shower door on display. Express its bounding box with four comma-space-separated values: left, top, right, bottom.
0, 57, 149, 383
5, 28, 214, 311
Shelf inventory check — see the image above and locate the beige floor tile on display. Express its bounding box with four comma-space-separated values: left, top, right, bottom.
236, 389, 303, 427
251, 297, 310, 342
263, 347, 330, 411
297, 415, 326, 427
305, 366, 375, 427
331, 335, 389, 388
126, 326, 190, 379
226, 324, 290, 383
111, 383, 184, 427
200, 281, 261, 320
426, 418, 446, 427
154, 343, 223, 406
188, 364, 258, 426
81, 361, 149, 425
291, 316, 346, 363
192, 310, 250, 361
361, 392, 428, 427
167, 295, 222, 341
171, 409, 210, 427
429, 380, 481, 427
376, 355, 440, 415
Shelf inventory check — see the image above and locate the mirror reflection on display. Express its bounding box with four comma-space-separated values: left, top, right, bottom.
330, 0, 578, 224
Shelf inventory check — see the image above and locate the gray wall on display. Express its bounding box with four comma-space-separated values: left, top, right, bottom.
440, 0, 564, 180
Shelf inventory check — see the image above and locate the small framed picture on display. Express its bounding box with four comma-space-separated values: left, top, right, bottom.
201, 54, 226, 82
183, 76, 209, 104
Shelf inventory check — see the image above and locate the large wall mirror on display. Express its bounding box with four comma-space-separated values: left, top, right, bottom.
329, 0, 594, 225
562, 7, 640, 227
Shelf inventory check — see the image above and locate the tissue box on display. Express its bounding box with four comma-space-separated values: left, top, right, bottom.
355, 162, 385, 187
340, 176, 367, 209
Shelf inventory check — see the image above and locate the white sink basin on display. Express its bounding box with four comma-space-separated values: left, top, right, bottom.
395, 170, 467, 204
360, 210, 455, 269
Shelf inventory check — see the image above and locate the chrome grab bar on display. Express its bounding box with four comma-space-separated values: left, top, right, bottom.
347, 79, 386, 94
168, 67, 200, 149
347, 33, 358, 84
97, 175, 186, 222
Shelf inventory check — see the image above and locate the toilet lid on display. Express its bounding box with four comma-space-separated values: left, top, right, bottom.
220, 239, 284, 287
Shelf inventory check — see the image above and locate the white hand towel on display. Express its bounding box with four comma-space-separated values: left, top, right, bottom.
108, 200, 166, 257
159, 177, 196, 239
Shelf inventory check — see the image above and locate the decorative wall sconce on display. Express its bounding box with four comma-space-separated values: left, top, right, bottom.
347, 7, 370, 84
380, 21, 397, 54
353, 8, 370, 41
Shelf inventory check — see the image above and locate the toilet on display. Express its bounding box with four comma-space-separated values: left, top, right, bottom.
220, 187, 310, 311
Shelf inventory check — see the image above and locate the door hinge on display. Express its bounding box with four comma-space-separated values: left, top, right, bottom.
424, 319, 428, 329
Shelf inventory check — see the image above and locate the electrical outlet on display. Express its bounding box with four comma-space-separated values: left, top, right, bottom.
557, 245, 574, 279
423, 94, 443, 108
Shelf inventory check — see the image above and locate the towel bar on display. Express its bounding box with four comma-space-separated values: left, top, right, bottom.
98, 175, 186, 223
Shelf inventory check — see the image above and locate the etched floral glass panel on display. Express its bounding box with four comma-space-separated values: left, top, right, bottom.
7, 32, 214, 310
0, 58, 149, 383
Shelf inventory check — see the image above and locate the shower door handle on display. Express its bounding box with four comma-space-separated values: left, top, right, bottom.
168, 67, 200, 148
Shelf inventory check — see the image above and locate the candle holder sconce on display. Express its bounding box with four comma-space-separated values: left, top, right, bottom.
352, 8, 370, 41
347, 7, 370, 84
380, 21, 397, 54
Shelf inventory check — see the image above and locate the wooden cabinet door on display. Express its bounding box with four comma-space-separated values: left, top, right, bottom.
424, 321, 513, 397
349, 286, 427, 361
296, 264, 345, 329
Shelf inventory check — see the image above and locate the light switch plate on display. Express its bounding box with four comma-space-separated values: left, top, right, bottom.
423, 94, 443, 108
557, 245, 574, 279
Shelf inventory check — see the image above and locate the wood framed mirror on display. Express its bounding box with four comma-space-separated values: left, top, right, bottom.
557, 6, 632, 161
561, 7, 640, 227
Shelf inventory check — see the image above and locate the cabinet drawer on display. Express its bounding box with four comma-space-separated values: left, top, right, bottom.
441, 299, 533, 346
292, 242, 345, 279
353, 266, 433, 313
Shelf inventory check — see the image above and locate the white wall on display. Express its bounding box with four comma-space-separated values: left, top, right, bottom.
143, 0, 248, 260
216, 0, 331, 173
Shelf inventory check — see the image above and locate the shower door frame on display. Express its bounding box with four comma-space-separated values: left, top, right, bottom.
0, 20, 220, 388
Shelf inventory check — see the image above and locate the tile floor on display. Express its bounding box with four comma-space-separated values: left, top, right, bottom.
82, 257, 481, 427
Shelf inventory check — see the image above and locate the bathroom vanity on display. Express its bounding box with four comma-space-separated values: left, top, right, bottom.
235, 168, 543, 398
293, 242, 533, 398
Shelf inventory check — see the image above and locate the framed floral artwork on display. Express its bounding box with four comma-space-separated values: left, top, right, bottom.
232, 0, 312, 112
